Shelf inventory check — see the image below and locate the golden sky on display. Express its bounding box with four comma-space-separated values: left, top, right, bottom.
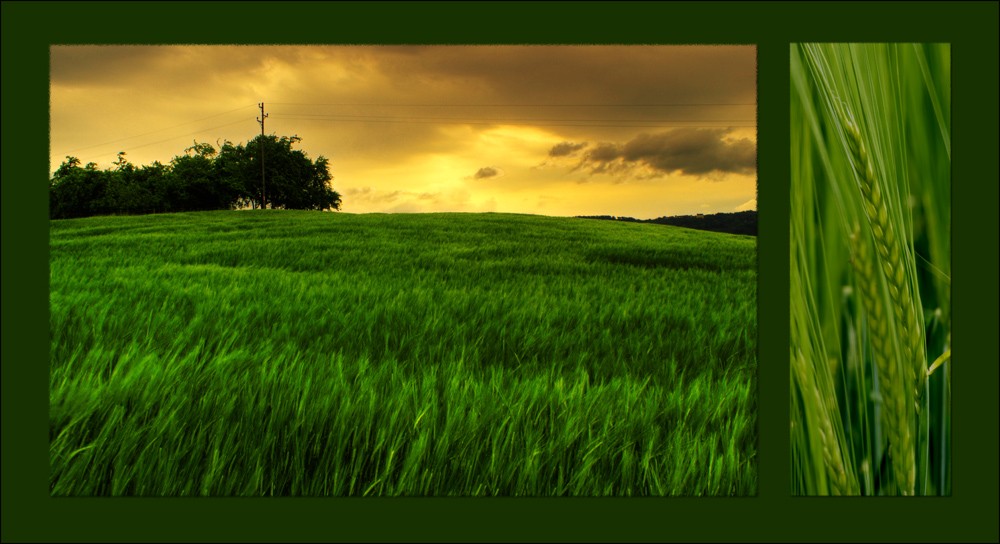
50, 45, 756, 218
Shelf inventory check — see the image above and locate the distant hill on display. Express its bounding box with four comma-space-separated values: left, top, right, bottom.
576, 210, 757, 236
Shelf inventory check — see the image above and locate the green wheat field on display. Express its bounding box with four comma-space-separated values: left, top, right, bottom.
49, 211, 757, 496
790, 43, 950, 495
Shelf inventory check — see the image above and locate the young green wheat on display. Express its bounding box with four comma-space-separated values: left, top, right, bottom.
791, 346, 856, 496
840, 105, 928, 421
849, 225, 915, 495
791, 42, 950, 497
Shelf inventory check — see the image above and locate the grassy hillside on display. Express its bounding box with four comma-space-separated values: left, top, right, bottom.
49, 210, 757, 496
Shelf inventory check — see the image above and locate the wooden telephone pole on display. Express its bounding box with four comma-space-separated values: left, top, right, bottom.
257, 102, 268, 209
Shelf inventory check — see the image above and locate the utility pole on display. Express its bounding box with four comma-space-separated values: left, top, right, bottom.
257, 102, 268, 209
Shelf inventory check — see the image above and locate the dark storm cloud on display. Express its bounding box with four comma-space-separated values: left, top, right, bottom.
372, 45, 756, 109
51, 45, 756, 215
51, 45, 755, 168
50, 45, 272, 88
51, 45, 756, 130
548, 141, 589, 157
587, 143, 623, 163
572, 128, 756, 179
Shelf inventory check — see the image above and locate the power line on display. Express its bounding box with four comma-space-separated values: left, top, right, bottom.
56, 102, 756, 166
73, 118, 257, 164
53, 104, 257, 157
269, 102, 756, 107
271, 112, 755, 123
270, 116, 754, 129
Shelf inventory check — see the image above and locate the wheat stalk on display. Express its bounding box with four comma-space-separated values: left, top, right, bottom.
840, 107, 927, 417
792, 349, 855, 495
792, 42, 950, 498
849, 225, 915, 495
815, 388, 853, 496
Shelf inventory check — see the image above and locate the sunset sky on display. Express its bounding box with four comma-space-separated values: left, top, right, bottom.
50, 45, 756, 218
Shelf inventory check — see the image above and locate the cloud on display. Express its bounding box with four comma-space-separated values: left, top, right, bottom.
474, 167, 498, 179
371, 45, 756, 114
470, 166, 505, 180
50, 45, 756, 215
344, 186, 376, 197
586, 143, 623, 163
548, 141, 589, 157
735, 198, 757, 211
572, 128, 756, 180
380, 188, 494, 214
537, 194, 561, 208
344, 187, 430, 204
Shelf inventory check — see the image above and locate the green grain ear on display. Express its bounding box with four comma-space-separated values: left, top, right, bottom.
792, 43, 948, 496
841, 102, 926, 495
849, 224, 914, 495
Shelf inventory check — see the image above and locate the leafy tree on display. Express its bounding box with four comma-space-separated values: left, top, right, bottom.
105, 152, 156, 215
170, 142, 221, 211
214, 139, 255, 209
308, 156, 342, 211
49, 134, 341, 218
227, 134, 341, 211
50, 156, 110, 219
133, 161, 171, 214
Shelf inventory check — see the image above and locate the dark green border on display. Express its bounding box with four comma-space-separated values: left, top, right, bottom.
2, 2, 996, 542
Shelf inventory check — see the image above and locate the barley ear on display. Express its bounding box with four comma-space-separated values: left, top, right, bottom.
849, 225, 915, 495
792, 349, 855, 495
840, 107, 927, 420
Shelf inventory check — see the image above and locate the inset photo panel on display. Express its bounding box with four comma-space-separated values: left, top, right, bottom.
49, 45, 758, 497
790, 43, 951, 496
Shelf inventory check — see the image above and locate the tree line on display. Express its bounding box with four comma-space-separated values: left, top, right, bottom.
577, 210, 757, 236
49, 134, 342, 219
